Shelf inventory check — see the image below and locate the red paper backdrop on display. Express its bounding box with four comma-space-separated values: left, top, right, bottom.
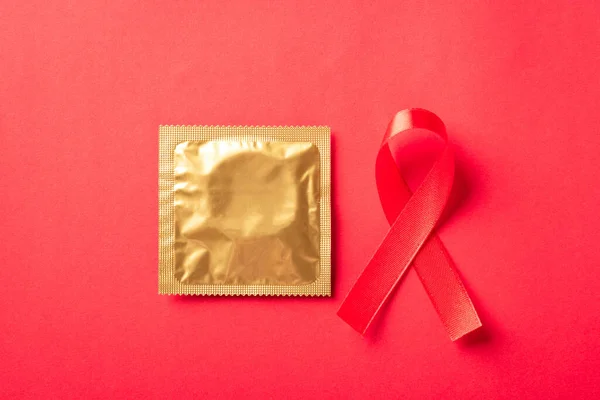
2, 1, 600, 398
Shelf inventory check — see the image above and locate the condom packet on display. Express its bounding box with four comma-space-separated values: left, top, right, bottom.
159, 126, 331, 296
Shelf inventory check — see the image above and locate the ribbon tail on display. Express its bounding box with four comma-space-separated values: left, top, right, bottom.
336, 221, 415, 334
412, 236, 482, 340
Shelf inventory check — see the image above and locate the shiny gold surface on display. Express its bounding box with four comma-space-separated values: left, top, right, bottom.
159, 126, 330, 296
173, 141, 320, 285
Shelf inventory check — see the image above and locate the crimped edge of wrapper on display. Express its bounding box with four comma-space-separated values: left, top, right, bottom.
158, 125, 331, 296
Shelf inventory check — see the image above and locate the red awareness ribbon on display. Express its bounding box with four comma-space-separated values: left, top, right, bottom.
337, 108, 482, 341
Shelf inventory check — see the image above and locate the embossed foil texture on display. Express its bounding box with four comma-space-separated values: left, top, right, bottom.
159, 127, 331, 296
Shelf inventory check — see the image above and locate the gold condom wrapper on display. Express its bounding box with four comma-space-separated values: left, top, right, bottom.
159, 126, 331, 296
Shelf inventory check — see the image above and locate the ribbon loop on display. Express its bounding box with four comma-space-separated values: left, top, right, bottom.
337, 108, 481, 341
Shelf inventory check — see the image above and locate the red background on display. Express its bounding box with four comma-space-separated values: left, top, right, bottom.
2, 1, 600, 398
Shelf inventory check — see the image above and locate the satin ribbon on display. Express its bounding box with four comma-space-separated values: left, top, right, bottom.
337, 108, 481, 340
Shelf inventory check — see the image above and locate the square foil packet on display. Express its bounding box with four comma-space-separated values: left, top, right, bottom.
159, 126, 331, 296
